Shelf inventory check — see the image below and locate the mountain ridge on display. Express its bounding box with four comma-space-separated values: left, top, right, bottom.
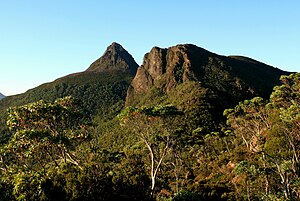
0, 42, 296, 200
126, 44, 289, 106
0, 43, 290, 135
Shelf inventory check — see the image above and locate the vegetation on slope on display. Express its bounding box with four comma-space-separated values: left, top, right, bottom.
0, 43, 295, 200
0, 71, 133, 144
2, 73, 299, 200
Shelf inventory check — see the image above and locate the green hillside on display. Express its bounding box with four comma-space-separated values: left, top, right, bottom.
0, 42, 138, 143
0, 71, 131, 115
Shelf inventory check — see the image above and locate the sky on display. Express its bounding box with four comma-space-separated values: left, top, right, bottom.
1, 0, 300, 96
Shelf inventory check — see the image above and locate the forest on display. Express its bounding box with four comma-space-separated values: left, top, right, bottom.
1, 72, 300, 200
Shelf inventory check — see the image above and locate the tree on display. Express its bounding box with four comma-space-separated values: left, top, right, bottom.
0, 96, 88, 200
224, 97, 292, 199
224, 73, 300, 200
270, 73, 300, 198
118, 105, 182, 196
224, 97, 270, 154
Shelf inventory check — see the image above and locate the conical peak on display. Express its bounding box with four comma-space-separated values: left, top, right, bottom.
86, 42, 139, 75
109, 42, 122, 48
105, 42, 124, 53
110, 42, 121, 47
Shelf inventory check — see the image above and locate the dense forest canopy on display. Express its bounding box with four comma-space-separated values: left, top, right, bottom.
0, 73, 299, 200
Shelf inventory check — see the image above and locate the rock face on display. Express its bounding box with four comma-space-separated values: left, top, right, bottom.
86, 42, 139, 76
128, 45, 208, 95
126, 44, 288, 106
0, 93, 5, 100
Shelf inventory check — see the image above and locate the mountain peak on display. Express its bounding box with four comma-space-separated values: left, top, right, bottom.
108, 41, 123, 49
86, 42, 139, 75
126, 43, 288, 106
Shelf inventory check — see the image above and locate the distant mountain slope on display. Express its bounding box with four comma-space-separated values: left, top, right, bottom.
0, 93, 5, 100
0, 42, 138, 140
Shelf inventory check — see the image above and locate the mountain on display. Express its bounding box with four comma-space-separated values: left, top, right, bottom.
0, 42, 139, 141
0, 42, 138, 110
0, 43, 289, 200
0, 43, 290, 141
86, 42, 139, 75
125, 44, 289, 133
0, 42, 293, 200
127, 44, 288, 105
0, 93, 5, 100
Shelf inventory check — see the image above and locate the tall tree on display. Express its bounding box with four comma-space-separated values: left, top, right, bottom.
225, 73, 300, 200
118, 105, 181, 196
0, 96, 88, 200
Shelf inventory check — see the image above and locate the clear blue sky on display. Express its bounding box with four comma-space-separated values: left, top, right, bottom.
1, 0, 300, 96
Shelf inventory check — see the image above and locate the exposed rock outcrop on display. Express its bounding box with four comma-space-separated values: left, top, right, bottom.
126, 44, 288, 106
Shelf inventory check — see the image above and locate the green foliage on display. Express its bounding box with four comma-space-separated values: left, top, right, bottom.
119, 105, 183, 196
118, 104, 182, 120
0, 97, 89, 200
0, 48, 294, 200
172, 190, 202, 201
111, 149, 151, 200
225, 73, 300, 200
0, 71, 133, 143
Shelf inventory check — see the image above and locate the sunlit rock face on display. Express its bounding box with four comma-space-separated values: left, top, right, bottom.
126, 43, 288, 106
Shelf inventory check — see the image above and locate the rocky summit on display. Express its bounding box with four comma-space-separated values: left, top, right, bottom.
126, 44, 288, 106
86, 42, 139, 76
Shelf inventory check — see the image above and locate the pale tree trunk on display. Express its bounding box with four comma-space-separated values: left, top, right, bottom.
142, 136, 169, 197
262, 153, 269, 199
266, 152, 290, 200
